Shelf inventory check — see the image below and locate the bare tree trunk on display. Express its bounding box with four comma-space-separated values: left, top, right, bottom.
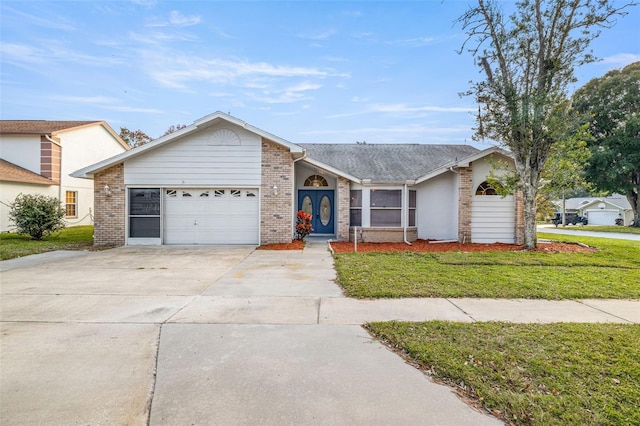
627, 182, 640, 227
515, 160, 539, 249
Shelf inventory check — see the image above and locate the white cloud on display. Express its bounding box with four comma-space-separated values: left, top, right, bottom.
387, 37, 437, 48
52, 96, 118, 104
147, 55, 346, 89
297, 29, 337, 40
106, 106, 164, 113
146, 10, 201, 27
0, 41, 122, 67
327, 103, 472, 119
131, 0, 157, 7
286, 82, 322, 92
600, 53, 640, 67
371, 104, 472, 113
2, 6, 76, 31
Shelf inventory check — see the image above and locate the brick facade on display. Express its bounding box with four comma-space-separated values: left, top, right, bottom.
350, 227, 418, 243
458, 166, 473, 243
514, 189, 525, 245
260, 139, 294, 245
93, 163, 125, 247
336, 177, 350, 241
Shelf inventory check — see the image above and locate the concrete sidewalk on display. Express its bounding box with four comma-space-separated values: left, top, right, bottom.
1, 242, 638, 425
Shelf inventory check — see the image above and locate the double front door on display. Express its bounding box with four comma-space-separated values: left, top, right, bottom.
298, 190, 334, 234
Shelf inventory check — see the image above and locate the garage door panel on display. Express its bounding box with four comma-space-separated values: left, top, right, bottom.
164, 188, 259, 245
586, 210, 618, 226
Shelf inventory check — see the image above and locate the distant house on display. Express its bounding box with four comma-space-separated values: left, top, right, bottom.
0, 121, 129, 232
72, 111, 524, 247
553, 194, 634, 226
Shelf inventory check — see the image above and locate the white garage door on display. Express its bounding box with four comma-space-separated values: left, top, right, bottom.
164, 188, 259, 245
586, 209, 618, 226
471, 196, 515, 243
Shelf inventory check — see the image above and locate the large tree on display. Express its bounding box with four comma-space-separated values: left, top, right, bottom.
572, 61, 640, 226
457, 0, 633, 248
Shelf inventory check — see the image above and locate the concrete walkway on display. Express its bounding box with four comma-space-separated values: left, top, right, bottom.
538, 224, 640, 241
1, 243, 638, 425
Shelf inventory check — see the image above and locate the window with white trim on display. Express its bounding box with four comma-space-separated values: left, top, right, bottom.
65, 191, 77, 218
129, 188, 160, 238
409, 190, 416, 227
370, 189, 401, 227
350, 190, 362, 226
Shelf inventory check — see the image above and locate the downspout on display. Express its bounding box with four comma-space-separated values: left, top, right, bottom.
403, 183, 412, 246
291, 149, 307, 238
44, 134, 63, 205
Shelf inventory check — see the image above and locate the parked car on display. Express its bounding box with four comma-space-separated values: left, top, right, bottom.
551, 212, 585, 227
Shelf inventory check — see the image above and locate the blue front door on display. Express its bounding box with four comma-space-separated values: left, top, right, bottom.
298, 190, 334, 234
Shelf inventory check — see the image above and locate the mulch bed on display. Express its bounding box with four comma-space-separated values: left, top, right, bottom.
257, 240, 305, 250
329, 239, 595, 253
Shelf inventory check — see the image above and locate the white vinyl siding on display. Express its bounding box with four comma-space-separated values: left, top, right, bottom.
124, 125, 261, 186
471, 196, 515, 243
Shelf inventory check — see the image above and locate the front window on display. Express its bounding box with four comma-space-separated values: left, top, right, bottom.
129, 188, 160, 238
350, 190, 362, 226
476, 181, 499, 195
370, 189, 401, 227
409, 190, 416, 227
65, 191, 77, 218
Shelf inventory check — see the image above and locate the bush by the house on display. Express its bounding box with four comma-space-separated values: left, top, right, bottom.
295, 210, 313, 241
9, 193, 66, 240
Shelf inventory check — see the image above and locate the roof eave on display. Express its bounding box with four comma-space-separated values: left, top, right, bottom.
72, 112, 304, 178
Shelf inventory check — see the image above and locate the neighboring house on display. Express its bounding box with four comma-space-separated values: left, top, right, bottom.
553, 195, 634, 226
0, 121, 129, 232
72, 112, 524, 247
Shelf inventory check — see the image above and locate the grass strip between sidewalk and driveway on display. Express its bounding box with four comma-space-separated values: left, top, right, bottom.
366, 321, 640, 426
333, 234, 640, 299
0, 226, 94, 260
546, 225, 640, 235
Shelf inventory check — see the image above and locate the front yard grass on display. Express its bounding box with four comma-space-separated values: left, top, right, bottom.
333, 234, 640, 299
551, 225, 640, 235
367, 321, 640, 426
0, 226, 94, 260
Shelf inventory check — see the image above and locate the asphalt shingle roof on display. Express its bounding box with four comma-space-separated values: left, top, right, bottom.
300, 143, 480, 182
0, 159, 54, 185
0, 120, 100, 134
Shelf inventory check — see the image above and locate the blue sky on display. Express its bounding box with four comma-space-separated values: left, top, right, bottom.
1, 1, 639, 148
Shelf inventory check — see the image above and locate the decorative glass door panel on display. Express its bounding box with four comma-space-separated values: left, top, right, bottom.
297, 190, 334, 234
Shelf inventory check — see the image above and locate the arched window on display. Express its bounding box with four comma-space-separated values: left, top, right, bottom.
304, 175, 328, 187
475, 181, 499, 196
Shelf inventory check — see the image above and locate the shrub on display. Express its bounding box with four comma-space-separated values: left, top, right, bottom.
295, 210, 313, 240
9, 193, 66, 240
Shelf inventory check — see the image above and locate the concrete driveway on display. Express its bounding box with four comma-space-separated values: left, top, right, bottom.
0, 244, 500, 425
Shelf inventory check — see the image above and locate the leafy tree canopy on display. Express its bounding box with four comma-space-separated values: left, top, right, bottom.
162, 124, 187, 136
572, 61, 640, 226
457, 0, 635, 247
119, 127, 152, 148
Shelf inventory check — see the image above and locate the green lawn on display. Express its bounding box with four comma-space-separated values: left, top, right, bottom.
0, 226, 94, 260
367, 321, 640, 426
333, 234, 640, 299
548, 225, 640, 235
